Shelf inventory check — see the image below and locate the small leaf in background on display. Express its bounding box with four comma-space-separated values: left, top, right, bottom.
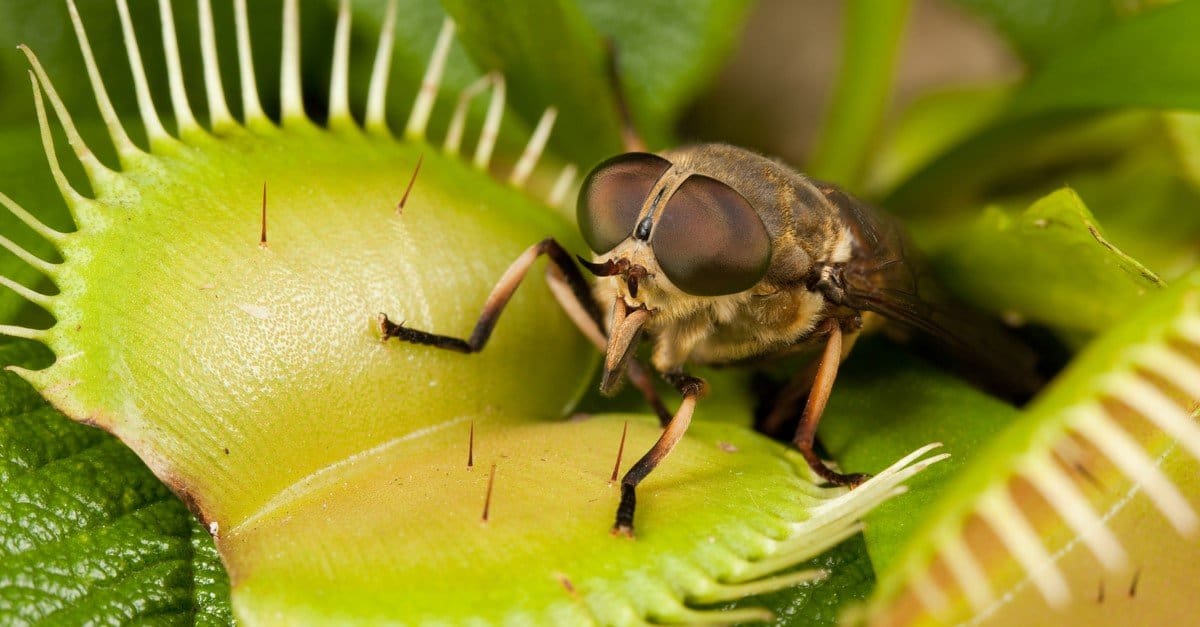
951, 0, 1119, 67
883, 2, 1200, 216
882, 109, 1153, 216
1068, 133, 1200, 281
930, 188, 1163, 336
1005, 0, 1200, 117
0, 339, 231, 625
439, 0, 623, 167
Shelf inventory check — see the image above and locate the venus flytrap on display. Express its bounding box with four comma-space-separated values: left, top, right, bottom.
862, 269, 1200, 626
0, 0, 943, 624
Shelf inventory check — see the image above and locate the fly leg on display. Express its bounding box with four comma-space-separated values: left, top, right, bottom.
613, 372, 707, 537
379, 238, 598, 352
382, 237, 672, 423
792, 319, 870, 487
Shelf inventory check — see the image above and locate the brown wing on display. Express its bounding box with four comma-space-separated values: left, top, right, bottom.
822, 187, 1042, 401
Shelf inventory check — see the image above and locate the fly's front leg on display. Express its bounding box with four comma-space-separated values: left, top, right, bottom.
383, 238, 673, 423
613, 372, 707, 537
380, 238, 600, 352
792, 318, 870, 487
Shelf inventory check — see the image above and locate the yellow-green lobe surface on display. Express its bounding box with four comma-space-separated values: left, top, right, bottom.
33, 128, 592, 529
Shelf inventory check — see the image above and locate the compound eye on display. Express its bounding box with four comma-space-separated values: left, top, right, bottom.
577, 153, 671, 253
652, 175, 771, 296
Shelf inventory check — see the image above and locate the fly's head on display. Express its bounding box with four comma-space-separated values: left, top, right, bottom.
577, 151, 773, 307
577, 151, 774, 391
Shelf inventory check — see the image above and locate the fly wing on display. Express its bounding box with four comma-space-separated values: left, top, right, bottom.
825, 187, 1043, 400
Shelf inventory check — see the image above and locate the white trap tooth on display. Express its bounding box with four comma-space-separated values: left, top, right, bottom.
116, 0, 172, 145
365, 0, 399, 133
444, 74, 498, 154
0, 275, 53, 309
158, 0, 200, 136
693, 569, 825, 604
1136, 344, 1200, 400
233, 0, 267, 125
30, 74, 85, 208
1071, 403, 1199, 535
20, 46, 110, 183
0, 193, 65, 242
474, 74, 506, 170
510, 107, 557, 188
1175, 313, 1200, 345
1021, 454, 1127, 571
978, 487, 1071, 608
0, 325, 45, 341
1105, 371, 1200, 462
0, 231, 57, 276
548, 164, 578, 208
197, 0, 235, 131
280, 0, 307, 124
908, 568, 950, 618
939, 531, 994, 613
66, 0, 139, 160
327, 0, 353, 127
406, 17, 456, 140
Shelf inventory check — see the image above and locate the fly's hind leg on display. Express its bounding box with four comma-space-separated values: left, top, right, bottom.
789, 318, 870, 487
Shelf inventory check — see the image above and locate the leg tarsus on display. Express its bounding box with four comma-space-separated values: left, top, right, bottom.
612, 484, 636, 537
378, 313, 472, 352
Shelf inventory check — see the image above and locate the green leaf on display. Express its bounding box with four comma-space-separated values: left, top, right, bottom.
817, 341, 1022, 575
951, 0, 1119, 66
807, 0, 912, 188
1006, 0, 1200, 117
575, 0, 755, 150
930, 188, 1163, 335
883, 2, 1200, 215
439, 0, 623, 167
1065, 126, 1200, 281
0, 339, 231, 625
863, 86, 1009, 197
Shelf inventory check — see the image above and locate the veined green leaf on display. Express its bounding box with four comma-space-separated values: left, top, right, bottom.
0, 339, 232, 625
